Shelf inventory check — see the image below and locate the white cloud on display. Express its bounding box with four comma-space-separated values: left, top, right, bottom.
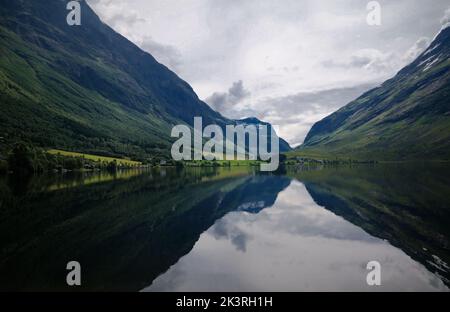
441, 8, 450, 29
403, 37, 431, 64
139, 36, 182, 72
323, 49, 398, 73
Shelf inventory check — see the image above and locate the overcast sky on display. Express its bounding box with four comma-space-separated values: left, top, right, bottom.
87, 0, 450, 147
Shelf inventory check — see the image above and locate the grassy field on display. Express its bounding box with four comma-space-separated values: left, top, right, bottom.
47, 149, 142, 166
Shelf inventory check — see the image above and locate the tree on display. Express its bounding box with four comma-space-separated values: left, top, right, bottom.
7, 143, 34, 173
106, 160, 118, 172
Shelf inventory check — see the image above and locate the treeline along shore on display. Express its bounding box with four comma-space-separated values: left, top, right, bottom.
0, 142, 152, 175
0, 142, 266, 176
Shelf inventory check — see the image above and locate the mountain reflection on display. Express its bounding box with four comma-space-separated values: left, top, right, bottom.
294, 163, 450, 287
0, 167, 290, 291
0, 164, 449, 291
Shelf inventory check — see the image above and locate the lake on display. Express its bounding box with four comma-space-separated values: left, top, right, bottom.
0, 163, 449, 291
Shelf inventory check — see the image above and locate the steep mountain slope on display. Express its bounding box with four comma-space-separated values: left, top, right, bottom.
0, 0, 290, 160
299, 27, 450, 161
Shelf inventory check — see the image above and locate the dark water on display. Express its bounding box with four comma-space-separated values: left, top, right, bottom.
0, 164, 449, 291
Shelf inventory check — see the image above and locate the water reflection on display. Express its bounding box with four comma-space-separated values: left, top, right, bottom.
146, 178, 447, 291
0, 164, 449, 291
295, 164, 450, 287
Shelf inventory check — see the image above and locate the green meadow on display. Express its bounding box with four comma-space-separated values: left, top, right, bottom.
47, 149, 142, 166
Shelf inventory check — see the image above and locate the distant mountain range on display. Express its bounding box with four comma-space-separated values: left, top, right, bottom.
0, 0, 290, 161
299, 26, 450, 161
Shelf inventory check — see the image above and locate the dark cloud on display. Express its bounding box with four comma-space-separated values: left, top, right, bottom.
266, 84, 377, 112
322, 50, 394, 73
205, 80, 251, 114
205, 83, 376, 146
211, 218, 251, 252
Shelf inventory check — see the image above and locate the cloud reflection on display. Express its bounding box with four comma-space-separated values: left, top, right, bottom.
145, 179, 447, 292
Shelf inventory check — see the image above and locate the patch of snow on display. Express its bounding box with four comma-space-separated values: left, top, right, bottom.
418, 54, 441, 72
237, 201, 266, 212
423, 57, 441, 72
427, 255, 450, 273
423, 43, 440, 56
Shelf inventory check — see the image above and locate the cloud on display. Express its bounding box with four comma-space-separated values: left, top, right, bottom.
403, 37, 431, 63
211, 218, 251, 252
107, 11, 147, 27
205, 83, 375, 146
441, 8, 450, 29
140, 37, 182, 72
252, 84, 376, 147
205, 80, 251, 114
323, 49, 397, 73
87, 0, 148, 28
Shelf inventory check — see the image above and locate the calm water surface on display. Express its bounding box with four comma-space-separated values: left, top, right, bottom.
0, 164, 449, 291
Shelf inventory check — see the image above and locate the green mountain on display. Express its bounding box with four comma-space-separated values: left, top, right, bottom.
298, 27, 450, 161
0, 0, 290, 161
